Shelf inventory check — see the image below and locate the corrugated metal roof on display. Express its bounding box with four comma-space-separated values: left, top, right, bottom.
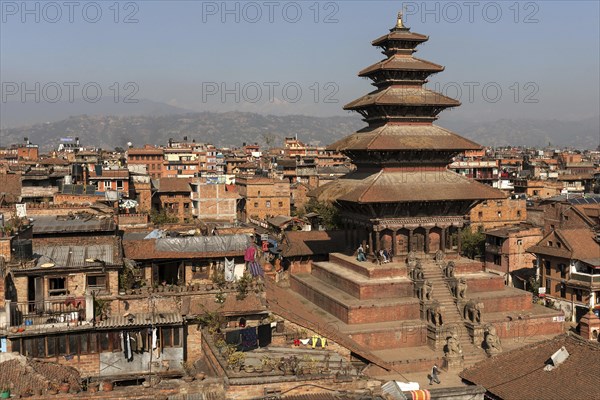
34, 244, 115, 267
96, 312, 183, 329
32, 215, 115, 234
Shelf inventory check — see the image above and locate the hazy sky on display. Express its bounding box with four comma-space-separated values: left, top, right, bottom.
1, 0, 599, 123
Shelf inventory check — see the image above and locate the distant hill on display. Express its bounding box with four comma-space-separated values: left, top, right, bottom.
0, 98, 192, 129
1, 109, 598, 150
0, 112, 365, 150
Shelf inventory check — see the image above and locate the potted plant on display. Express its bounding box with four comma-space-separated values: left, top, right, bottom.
87, 381, 100, 393
100, 380, 113, 392
0, 385, 10, 399
227, 351, 245, 372
261, 355, 275, 372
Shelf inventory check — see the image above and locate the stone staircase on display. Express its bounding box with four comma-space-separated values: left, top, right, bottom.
420, 262, 486, 366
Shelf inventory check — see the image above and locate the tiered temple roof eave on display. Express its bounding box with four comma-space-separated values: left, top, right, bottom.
326, 124, 482, 152
343, 87, 461, 109
359, 56, 445, 76
310, 169, 507, 204
371, 30, 429, 46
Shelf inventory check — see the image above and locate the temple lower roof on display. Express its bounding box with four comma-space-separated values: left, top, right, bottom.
344, 86, 460, 109
327, 124, 482, 152
311, 168, 506, 204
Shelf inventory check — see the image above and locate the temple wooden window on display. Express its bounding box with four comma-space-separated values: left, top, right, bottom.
545, 261, 551, 276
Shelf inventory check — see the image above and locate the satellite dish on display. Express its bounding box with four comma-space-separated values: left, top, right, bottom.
127, 142, 133, 148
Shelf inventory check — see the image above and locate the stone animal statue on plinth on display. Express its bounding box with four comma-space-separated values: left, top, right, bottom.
455, 278, 467, 300
464, 300, 482, 324
428, 302, 443, 326
420, 280, 433, 301
444, 261, 455, 278
411, 260, 424, 281
434, 250, 445, 267
484, 326, 502, 356
444, 330, 463, 357
407, 251, 417, 269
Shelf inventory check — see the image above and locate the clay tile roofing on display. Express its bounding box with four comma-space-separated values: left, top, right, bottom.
359, 56, 445, 76
281, 230, 347, 257
311, 169, 506, 204
0, 358, 81, 396
156, 177, 192, 193
460, 333, 600, 400
326, 124, 482, 152
344, 87, 460, 109
372, 30, 429, 46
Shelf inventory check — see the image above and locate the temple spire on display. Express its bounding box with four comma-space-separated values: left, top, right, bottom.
396, 11, 404, 28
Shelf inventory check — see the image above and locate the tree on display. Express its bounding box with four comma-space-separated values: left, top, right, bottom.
460, 226, 485, 259
296, 198, 341, 230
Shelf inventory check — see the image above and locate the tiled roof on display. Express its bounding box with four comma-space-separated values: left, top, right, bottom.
528, 228, 600, 262
327, 124, 481, 152
96, 312, 183, 329
281, 230, 347, 257
0, 358, 81, 396
359, 55, 444, 76
460, 333, 600, 400
311, 169, 506, 203
345, 87, 460, 109
156, 178, 192, 193
372, 30, 429, 46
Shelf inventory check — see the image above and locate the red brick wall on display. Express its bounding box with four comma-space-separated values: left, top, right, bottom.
465, 276, 505, 293
475, 292, 533, 313
350, 323, 428, 350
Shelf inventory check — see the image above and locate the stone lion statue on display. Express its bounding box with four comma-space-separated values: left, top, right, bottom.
464, 300, 482, 324
484, 326, 502, 356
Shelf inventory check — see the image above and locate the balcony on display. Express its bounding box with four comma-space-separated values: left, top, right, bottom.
570, 272, 600, 286
7, 298, 86, 327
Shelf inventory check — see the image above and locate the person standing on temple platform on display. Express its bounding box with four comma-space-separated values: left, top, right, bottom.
429, 364, 441, 385
357, 244, 366, 262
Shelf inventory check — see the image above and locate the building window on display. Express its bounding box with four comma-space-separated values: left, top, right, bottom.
116, 180, 124, 190
86, 274, 107, 292
576, 289, 583, 302
560, 283, 566, 298
266, 201, 271, 208
559, 264, 566, 279
278, 201, 283, 208
517, 239, 523, 246
104, 180, 111, 190
545, 278, 551, 294
548, 241, 553, 247
478, 211, 483, 218
517, 210, 522, 218
253, 202, 258, 208
48, 277, 67, 297
545, 260, 551, 276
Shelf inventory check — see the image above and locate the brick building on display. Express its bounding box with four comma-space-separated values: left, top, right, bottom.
154, 178, 193, 222
126, 146, 164, 179
528, 227, 600, 322
469, 198, 526, 231
484, 224, 543, 287
236, 177, 291, 221
189, 179, 238, 223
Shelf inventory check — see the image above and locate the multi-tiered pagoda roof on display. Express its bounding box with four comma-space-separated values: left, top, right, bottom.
313, 14, 504, 211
